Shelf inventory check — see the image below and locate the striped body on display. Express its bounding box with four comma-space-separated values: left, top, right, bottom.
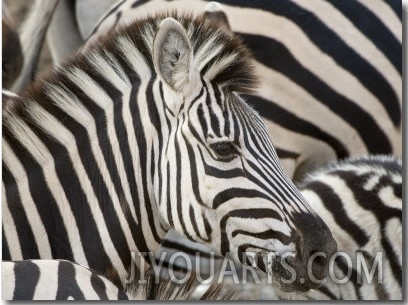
78, 0, 402, 179
2, 259, 246, 300
3, 12, 336, 292
2, 259, 127, 300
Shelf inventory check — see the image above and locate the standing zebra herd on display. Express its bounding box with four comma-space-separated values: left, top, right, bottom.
1, 0, 403, 301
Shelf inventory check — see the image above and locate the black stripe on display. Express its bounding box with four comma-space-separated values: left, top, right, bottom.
13, 261, 39, 300
2, 227, 11, 260
236, 108, 304, 211
3, 165, 40, 259
183, 139, 207, 208
90, 272, 109, 300
165, 162, 174, 227
328, 0, 401, 75
56, 261, 85, 300
174, 115, 193, 240
224, 208, 283, 221
317, 285, 338, 300
197, 103, 208, 138
275, 148, 300, 160
303, 180, 369, 247
131, 0, 152, 8
189, 205, 205, 241
232, 229, 292, 245
212, 83, 230, 137
203, 215, 212, 241
203, 81, 221, 137
213, 188, 273, 209
245, 94, 349, 159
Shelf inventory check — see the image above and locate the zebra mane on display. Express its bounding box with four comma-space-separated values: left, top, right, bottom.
15, 11, 256, 107
110, 11, 257, 93
125, 267, 246, 300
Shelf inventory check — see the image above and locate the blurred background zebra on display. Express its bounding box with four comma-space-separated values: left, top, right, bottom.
276, 155, 402, 300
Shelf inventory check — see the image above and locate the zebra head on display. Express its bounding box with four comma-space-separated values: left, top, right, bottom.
148, 15, 336, 291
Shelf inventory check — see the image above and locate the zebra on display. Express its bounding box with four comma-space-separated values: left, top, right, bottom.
2, 259, 247, 300
293, 155, 402, 300
2, 11, 337, 293
44, 0, 402, 180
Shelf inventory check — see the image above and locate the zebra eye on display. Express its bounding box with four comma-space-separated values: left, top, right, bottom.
211, 141, 237, 158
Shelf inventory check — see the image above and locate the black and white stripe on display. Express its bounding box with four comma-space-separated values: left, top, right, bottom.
2, 12, 335, 293
295, 155, 402, 300
2, 259, 127, 300
219, 155, 401, 300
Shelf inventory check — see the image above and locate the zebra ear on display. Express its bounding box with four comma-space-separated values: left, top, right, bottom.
153, 18, 193, 96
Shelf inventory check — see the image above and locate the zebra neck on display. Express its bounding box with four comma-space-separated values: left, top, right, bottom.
2, 38, 169, 270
